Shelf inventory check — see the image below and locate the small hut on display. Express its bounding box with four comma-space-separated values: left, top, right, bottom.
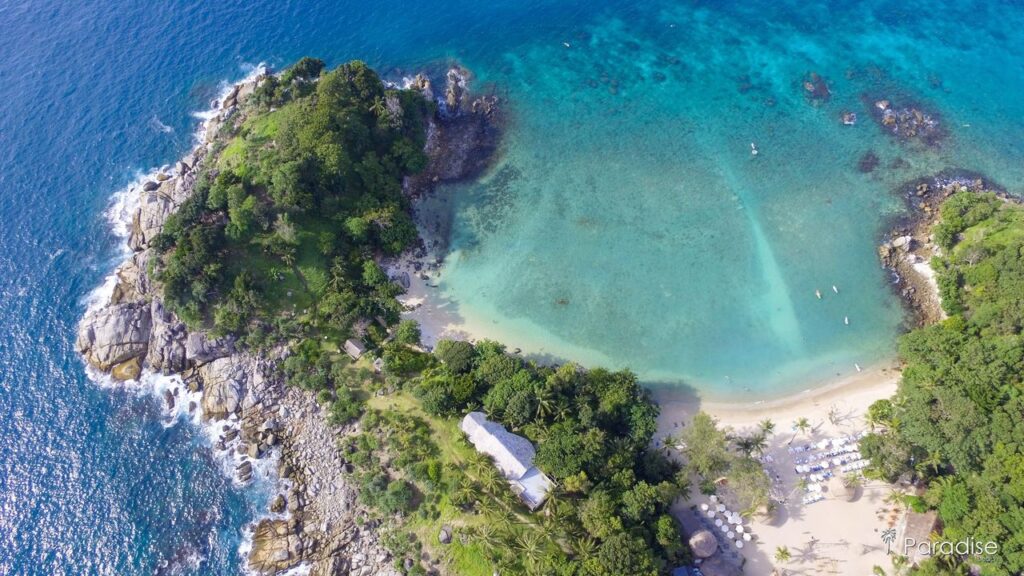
688, 530, 719, 559
344, 339, 367, 360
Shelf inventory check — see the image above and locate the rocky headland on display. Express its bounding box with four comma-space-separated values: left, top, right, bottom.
878, 170, 1008, 327
77, 62, 499, 576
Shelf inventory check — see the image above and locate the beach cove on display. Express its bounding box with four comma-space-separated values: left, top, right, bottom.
397, 0, 1024, 399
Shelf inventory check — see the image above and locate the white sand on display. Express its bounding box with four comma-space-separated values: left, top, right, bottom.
393, 253, 907, 575
659, 366, 903, 576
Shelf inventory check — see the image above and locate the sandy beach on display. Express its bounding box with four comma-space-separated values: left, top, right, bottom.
390, 224, 916, 576
393, 259, 906, 575
657, 365, 903, 576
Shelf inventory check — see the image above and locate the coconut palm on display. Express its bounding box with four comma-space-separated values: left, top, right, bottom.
775, 545, 792, 563
795, 417, 811, 436
516, 531, 545, 567
572, 535, 598, 559
916, 450, 943, 476
885, 487, 906, 511
535, 386, 556, 421
368, 95, 388, 119
472, 524, 504, 559
455, 479, 481, 508
759, 418, 776, 436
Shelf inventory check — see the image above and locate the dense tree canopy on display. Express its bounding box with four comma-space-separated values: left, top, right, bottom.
405, 339, 689, 573
153, 59, 429, 349
864, 192, 1024, 575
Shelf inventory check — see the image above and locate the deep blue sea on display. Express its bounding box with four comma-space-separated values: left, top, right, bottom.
2, 0, 1023, 574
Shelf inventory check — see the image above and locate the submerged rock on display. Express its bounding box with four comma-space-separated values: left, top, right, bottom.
864, 96, 945, 146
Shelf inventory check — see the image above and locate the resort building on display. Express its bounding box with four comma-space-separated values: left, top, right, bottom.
460, 412, 553, 510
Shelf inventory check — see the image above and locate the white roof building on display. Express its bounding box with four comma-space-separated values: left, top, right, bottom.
460, 412, 553, 510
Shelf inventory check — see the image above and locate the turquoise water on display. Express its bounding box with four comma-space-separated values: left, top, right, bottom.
3, 0, 1024, 572
430, 0, 1024, 398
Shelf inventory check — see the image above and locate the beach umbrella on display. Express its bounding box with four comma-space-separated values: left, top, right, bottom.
735, 540, 744, 549
736, 526, 745, 534
717, 504, 726, 512
726, 531, 735, 539
701, 503, 709, 511
710, 495, 719, 503
742, 533, 751, 542
706, 510, 715, 518
688, 530, 719, 559
715, 519, 724, 528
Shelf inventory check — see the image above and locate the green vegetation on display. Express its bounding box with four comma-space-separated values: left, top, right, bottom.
150, 57, 700, 575
862, 191, 1024, 575
344, 339, 690, 575
152, 59, 430, 353
678, 411, 773, 514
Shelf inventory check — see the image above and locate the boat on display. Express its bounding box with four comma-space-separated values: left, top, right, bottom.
832, 285, 839, 293
854, 363, 862, 372
815, 289, 822, 299
844, 316, 849, 325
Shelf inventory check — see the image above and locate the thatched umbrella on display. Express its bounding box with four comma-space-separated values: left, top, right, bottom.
700, 555, 741, 576
831, 475, 861, 502
689, 529, 718, 559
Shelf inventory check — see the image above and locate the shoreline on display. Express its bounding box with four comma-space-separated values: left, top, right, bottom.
81, 66, 401, 576
654, 362, 899, 430
392, 244, 903, 408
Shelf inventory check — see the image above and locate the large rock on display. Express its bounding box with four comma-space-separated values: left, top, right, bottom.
147, 300, 187, 373
127, 172, 197, 251
185, 331, 233, 366
76, 302, 152, 371
248, 519, 303, 574
198, 357, 247, 421
128, 186, 174, 251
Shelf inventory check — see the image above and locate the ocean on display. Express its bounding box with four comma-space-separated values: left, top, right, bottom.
1, 0, 1022, 574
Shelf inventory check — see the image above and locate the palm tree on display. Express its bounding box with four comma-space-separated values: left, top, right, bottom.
790, 417, 811, 445
516, 531, 545, 568
759, 418, 776, 436
535, 386, 556, 421
473, 524, 504, 557
775, 545, 792, 563
455, 479, 481, 509
795, 417, 811, 436
916, 450, 943, 476
734, 433, 768, 456
542, 487, 564, 520
368, 95, 388, 119
572, 535, 598, 559
885, 487, 906, 512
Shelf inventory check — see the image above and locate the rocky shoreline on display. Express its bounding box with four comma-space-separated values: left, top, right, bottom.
878, 170, 1007, 327
76, 63, 500, 576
